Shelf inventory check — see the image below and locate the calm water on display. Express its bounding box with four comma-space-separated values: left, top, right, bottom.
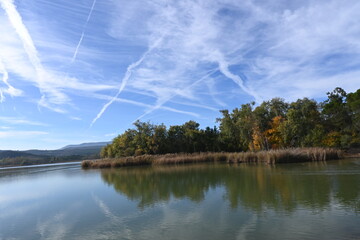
0, 159, 359, 240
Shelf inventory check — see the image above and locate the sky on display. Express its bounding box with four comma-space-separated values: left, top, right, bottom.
0, 0, 359, 150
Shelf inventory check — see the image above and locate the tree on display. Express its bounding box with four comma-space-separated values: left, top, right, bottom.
264, 116, 285, 149
202, 126, 220, 152
346, 89, 360, 146
280, 98, 323, 147
322, 87, 351, 132
322, 88, 353, 147
183, 121, 201, 152
253, 98, 289, 150
234, 103, 257, 151
101, 87, 360, 157
347, 89, 360, 132
149, 124, 168, 154
167, 125, 186, 153
217, 110, 240, 151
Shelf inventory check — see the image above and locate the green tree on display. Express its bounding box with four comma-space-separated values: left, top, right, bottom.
217, 110, 240, 151
167, 125, 186, 153
183, 121, 201, 153
322, 88, 352, 147
346, 89, 360, 146
101, 87, 360, 157
149, 124, 168, 154
280, 98, 323, 147
322, 87, 351, 132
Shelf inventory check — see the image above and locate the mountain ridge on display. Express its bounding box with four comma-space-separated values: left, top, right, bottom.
0, 141, 110, 167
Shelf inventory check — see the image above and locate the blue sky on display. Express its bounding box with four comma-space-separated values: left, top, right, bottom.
0, 0, 359, 150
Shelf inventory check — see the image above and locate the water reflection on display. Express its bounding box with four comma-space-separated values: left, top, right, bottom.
1, 160, 359, 239
101, 160, 360, 213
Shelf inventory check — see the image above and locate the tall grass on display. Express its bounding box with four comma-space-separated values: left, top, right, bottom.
82, 148, 342, 169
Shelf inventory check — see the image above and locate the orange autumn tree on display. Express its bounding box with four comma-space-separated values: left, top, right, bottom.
264, 116, 285, 149
250, 124, 264, 151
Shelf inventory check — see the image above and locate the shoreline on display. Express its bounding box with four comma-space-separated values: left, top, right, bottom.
0, 161, 82, 170
82, 148, 343, 169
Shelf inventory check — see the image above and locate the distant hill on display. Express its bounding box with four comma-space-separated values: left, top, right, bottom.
25, 141, 110, 157
0, 150, 39, 159
60, 142, 110, 150
0, 141, 109, 167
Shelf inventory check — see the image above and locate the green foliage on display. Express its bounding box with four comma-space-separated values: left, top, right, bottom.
347, 89, 360, 139
101, 120, 220, 158
279, 98, 323, 147
102, 87, 360, 157
323, 87, 352, 132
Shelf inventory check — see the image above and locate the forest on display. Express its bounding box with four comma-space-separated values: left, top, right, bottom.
101, 87, 360, 158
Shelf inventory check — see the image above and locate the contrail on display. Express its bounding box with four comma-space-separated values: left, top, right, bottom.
71, 0, 97, 63
92, 93, 200, 117
0, 0, 42, 73
133, 68, 218, 122
0, 0, 69, 110
0, 0, 46, 97
215, 52, 262, 103
90, 38, 163, 127
133, 49, 263, 122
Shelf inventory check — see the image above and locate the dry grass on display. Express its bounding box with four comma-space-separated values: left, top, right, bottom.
82, 148, 342, 169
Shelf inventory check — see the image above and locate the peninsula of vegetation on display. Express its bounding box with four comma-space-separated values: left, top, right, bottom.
81, 87, 359, 168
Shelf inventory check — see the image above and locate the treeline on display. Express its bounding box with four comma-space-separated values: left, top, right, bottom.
0, 154, 99, 167
101, 87, 360, 158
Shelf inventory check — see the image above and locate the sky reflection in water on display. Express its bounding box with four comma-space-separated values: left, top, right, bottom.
0, 160, 359, 240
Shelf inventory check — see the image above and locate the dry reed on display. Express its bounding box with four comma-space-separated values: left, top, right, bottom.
82, 148, 342, 169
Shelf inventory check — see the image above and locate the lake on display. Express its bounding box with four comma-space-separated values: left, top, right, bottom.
1, 159, 359, 240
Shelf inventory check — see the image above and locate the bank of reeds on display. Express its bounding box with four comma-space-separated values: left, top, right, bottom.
82, 148, 342, 169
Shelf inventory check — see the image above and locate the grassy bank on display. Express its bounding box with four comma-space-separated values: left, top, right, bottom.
82, 148, 342, 169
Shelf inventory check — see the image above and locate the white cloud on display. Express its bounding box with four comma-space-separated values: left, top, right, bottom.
0, 130, 48, 138
70, 116, 82, 121
0, 116, 47, 126
91, 37, 163, 126
1, 0, 359, 131
104, 0, 360, 120
0, 56, 22, 102
0, 0, 116, 113
104, 132, 116, 137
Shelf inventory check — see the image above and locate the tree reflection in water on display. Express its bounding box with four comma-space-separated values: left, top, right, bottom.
101, 160, 360, 213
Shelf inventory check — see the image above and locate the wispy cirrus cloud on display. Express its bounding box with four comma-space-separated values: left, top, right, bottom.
101, 0, 360, 123
0, 130, 48, 138
0, 0, 359, 149
134, 68, 218, 122
0, 0, 115, 113
0, 0, 60, 105
104, 132, 117, 137
0, 56, 22, 102
91, 37, 163, 126
0, 116, 47, 126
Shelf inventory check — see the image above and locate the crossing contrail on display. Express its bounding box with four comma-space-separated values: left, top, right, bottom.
133, 68, 218, 122
90, 38, 163, 127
